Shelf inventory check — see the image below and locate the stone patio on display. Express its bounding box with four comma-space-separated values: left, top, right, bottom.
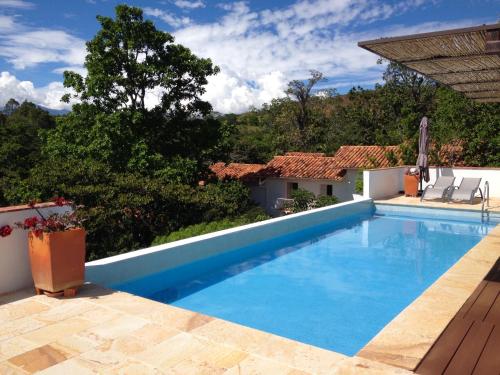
0, 284, 411, 374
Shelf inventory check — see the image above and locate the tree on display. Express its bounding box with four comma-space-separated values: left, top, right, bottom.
0, 5, 250, 259
3, 98, 19, 115
62, 5, 218, 118
286, 70, 325, 134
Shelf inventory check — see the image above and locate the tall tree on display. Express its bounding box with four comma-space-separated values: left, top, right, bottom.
63, 5, 218, 117
286, 70, 325, 134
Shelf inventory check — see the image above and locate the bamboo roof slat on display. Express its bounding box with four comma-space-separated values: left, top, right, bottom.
358, 23, 500, 102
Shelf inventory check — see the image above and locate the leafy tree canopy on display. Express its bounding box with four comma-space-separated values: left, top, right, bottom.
62, 5, 218, 118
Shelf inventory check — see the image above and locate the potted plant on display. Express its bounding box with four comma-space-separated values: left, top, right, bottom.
403, 167, 419, 197
3, 197, 86, 297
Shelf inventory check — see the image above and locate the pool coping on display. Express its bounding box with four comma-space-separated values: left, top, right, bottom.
357, 220, 500, 370
90, 200, 500, 372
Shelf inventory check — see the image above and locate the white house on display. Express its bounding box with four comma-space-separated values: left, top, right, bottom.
211, 146, 402, 216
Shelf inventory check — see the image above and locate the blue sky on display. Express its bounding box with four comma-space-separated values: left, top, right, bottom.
0, 0, 498, 113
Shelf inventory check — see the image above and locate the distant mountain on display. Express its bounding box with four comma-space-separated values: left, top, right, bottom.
37, 106, 70, 116
0, 103, 70, 116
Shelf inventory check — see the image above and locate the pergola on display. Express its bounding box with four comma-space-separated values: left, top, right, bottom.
358, 23, 500, 103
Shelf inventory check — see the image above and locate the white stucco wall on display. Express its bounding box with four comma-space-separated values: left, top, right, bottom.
423, 167, 500, 198
363, 166, 500, 200
363, 167, 405, 200
0, 204, 72, 295
258, 170, 359, 216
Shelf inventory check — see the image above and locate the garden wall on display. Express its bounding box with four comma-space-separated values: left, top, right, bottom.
0, 203, 71, 295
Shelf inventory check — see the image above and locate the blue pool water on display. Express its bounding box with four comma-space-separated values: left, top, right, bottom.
114, 211, 492, 355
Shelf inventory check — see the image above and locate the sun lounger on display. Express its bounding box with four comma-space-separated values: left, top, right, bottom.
449, 177, 482, 204
421, 176, 455, 202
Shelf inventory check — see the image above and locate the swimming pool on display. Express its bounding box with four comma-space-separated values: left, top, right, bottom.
112, 206, 493, 356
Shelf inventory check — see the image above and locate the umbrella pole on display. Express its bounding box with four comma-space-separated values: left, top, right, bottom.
419, 167, 423, 195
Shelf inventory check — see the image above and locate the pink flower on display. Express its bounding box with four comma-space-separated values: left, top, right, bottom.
52, 196, 70, 207
0, 225, 13, 237
23, 217, 39, 229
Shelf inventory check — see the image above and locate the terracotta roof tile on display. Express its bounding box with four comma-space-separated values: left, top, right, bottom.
332, 145, 402, 168
210, 162, 265, 181
284, 152, 326, 157
258, 154, 346, 181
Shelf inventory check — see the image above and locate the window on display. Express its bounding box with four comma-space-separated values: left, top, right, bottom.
326, 185, 333, 196
287, 182, 299, 197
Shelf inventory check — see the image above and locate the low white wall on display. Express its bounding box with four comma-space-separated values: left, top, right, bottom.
423, 167, 500, 198
363, 167, 405, 200
364, 166, 500, 199
0, 204, 72, 295
86, 198, 373, 287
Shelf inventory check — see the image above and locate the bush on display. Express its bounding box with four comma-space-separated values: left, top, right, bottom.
355, 171, 363, 194
152, 206, 269, 245
289, 188, 316, 212
315, 195, 338, 207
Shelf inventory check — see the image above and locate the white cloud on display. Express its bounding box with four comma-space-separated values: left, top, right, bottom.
0, 15, 15, 31
0, 71, 72, 110
0, 18, 86, 70
52, 66, 88, 76
174, 0, 205, 9
0, 0, 34, 9
172, 0, 483, 113
143, 7, 192, 28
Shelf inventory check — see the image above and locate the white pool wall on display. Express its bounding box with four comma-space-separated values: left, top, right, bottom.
86, 199, 373, 286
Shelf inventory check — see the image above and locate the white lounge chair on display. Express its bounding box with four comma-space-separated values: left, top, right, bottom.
421, 176, 455, 202
449, 177, 483, 204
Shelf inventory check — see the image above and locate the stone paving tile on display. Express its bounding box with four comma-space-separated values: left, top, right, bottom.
35, 357, 100, 375
0, 300, 50, 323
190, 318, 271, 353
332, 357, 413, 374
8, 344, 71, 374
0, 336, 39, 361
32, 301, 96, 324
134, 332, 209, 369
0, 361, 28, 375
21, 317, 95, 346
224, 355, 305, 375
255, 334, 346, 374
0, 316, 48, 342
78, 314, 149, 342
102, 359, 165, 375
146, 304, 214, 332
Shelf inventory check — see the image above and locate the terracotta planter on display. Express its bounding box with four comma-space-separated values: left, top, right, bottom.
404, 174, 419, 197
28, 228, 86, 294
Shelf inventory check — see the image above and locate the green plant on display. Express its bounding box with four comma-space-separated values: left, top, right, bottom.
355, 171, 364, 194
152, 206, 269, 245
315, 195, 338, 207
287, 188, 315, 213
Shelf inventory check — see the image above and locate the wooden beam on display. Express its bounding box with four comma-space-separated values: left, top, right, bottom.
401, 53, 494, 64
486, 28, 500, 55
436, 78, 500, 86
358, 23, 500, 47
429, 68, 500, 80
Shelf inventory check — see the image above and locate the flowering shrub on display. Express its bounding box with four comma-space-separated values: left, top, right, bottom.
0, 225, 13, 237
0, 197, 82, 238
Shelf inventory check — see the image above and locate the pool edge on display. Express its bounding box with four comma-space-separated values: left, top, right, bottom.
357, 222, 500, 370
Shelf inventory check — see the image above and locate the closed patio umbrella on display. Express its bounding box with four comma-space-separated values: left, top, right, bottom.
416, 117, 430, 191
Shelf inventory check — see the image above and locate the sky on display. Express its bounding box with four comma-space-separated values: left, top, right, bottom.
0, 0, 498, 113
